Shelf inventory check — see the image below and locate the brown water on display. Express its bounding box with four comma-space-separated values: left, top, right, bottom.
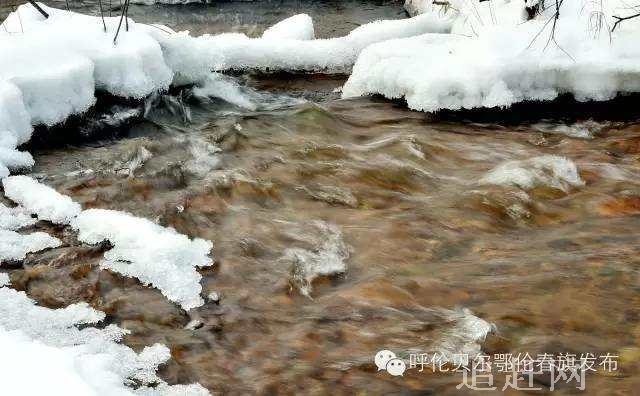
4, 1, 640, 394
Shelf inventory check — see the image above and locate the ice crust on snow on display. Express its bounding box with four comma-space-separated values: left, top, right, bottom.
480, 155, 585, 192
71, 208, 214, 310
345, 0, 640, 112
0, 229, 61, 262
262, 14, 315, 40
2, 175, 82, 224
0, 278, 209, 395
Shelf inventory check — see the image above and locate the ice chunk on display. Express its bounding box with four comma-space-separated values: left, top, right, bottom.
262, 14, 315, 40
0, 229, 61, 262
344, 1, 640, 112
0, 278, 210, 395
0, 203, 37, 230
283, 221, 349, 297
71, 209, 214, 310
480, 155, 585, 192
2, 176, 81, 224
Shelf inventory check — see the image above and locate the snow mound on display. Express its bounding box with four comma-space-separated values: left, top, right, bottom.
262, 14, 315, 40
3, 175, 82, 224
283, 221, 349, 297
71, 209, 214, 310
345, 0, 640, 112
480, 155, 584, 192
2, 4, 173, 100
0, 229, 61, 262
0, 277, 209, 395
0, 203, 37, 230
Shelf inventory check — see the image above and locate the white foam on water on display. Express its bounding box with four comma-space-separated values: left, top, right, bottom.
283, 221, 350, 297
480, 155, 585, 192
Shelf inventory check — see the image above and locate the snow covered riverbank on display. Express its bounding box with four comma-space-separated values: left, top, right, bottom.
0, 3, 451, 177
343, 0, 640, 112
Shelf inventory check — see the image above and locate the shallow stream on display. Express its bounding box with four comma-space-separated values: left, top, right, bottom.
3, 1, 640, 394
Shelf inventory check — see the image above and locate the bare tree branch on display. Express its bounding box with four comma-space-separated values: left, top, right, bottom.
611, 12, 640, 32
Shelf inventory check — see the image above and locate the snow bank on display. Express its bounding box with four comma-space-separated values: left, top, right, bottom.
0, 277, 209, 395
3, 175, 82, 224
479, 155, 584, 192
148, 11, 453, 79
345, 0, 640, 112
262, 14, 315, 40
71, 209, 213, 310
0, 229, 61, 261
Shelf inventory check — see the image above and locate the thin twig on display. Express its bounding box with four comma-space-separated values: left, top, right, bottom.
113, 0, 128, 44
125, 0, 130, 31
99, 0, 107, 32
611, 12, 640, 31
27, 0, 48, 18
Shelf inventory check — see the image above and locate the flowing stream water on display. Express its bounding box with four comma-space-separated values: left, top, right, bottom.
2, 1, 640, 394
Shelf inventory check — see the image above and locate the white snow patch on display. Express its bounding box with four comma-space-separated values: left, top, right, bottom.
0, 279, 210, 395
0, 202, 37, 230
480, 155, 585, 192
0, 229, 61, 262
2, 175, 82, 224
262, 14, 315, 41
71, 208, 214, 310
